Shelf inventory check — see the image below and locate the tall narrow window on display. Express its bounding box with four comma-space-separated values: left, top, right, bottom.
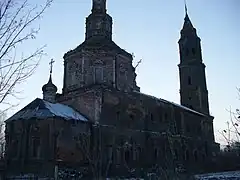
129, 114, 134, 121
133, 148, 137, 161
150, 113, 154, 121
12, 139, 18, 158
116, 111, 120, 121
128, 114, 134, 128
164, 112, 168, 121
32, 137, 40, 158
185, 48, 189, 56
174, 149, 179, 160
192, 48, 196, 55
94, 67, 103, 84
116, 149, 121, 164
137, 147, 141, 160
124, 150, 130, 164
194, 150, 198, 162
188, 76, 192, 85
154, 148, 158, 159
10, 123, 14, 132
185, 149, 190, 161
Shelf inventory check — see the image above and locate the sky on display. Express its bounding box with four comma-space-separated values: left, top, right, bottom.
4, 0, 240, 145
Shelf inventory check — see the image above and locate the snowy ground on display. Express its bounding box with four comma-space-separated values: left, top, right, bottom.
194, 171, 240, 179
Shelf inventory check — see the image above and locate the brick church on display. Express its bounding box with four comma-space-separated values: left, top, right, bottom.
4, 0, 220, 178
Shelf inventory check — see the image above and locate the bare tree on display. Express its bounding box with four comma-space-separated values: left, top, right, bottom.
0, 111, 6, 158
219, 88, 240, 153
0, 0, 52, 110
75, 125, 102, 179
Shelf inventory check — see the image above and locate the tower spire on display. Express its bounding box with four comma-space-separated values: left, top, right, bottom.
181, 0, 195, 34
184, 0, 188, 15
178, 7, 210, 115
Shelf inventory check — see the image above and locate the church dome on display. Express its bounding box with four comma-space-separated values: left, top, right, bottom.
42, 75, 57, 93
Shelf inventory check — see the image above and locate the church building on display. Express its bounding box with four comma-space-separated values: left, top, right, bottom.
4, 0, 219, 178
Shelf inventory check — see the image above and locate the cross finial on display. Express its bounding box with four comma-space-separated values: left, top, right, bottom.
49, 58, 55, 75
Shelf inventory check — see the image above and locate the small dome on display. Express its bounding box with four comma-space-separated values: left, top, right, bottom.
42, 75, 57, 93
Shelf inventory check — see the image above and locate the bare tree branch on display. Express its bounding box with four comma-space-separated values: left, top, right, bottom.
220, 89, 240, 149
75, 130, 101, 179
0, 0, 52, 111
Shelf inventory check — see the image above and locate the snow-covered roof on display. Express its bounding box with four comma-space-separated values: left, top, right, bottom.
133, 91, 206, 117
194, 171, 240, 179
6, 98, 88, 122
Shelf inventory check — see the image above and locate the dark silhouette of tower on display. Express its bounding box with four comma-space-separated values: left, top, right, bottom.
178, 8, 210, 115
85, 0, 112, 40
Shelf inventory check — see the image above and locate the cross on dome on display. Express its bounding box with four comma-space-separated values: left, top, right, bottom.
49, 58, 55, 75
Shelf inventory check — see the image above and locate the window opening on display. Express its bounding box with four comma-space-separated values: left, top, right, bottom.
32, 137, 40, 158
94, 67, 103, 83
185, 149, 189, 161
192, 48, 196, 55
125, 150, 130, 163
116, 111, 120, 121
188, 76, 192, 85
194, 150, 198, 162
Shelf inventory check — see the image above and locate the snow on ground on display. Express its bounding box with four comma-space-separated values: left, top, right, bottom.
194, 171, 240, 179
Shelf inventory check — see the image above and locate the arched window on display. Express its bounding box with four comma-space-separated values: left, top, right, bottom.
188, 76, 192, 85
116, 149, 121, 164
192, 48, 196, 55
94, 66, 103, 84
10, 123, 14, 132
164, 113, 168, 121
133, 148, 137, 161
12, 139, 19, 158
154, 148, 159, 159
150, 113, 154, 121
125, 150, 130, 164
116, 111, 120, 121
137, 147, 141, 160
32, 137, 40, 158
194, 150, 198, 162
129, 114, 134, 121
185, 149, 189, 161
174, 149, 179, 160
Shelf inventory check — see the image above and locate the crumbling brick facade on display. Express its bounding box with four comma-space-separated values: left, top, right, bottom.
5, 116, 90, 177
4, 0, 220, 179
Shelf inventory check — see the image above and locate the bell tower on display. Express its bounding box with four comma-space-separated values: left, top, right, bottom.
178, 7, 210, 115
62, 0, 139, 93
85, 0, 112, 40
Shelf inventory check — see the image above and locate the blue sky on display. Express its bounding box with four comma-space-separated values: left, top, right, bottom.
6, 0, 240, 144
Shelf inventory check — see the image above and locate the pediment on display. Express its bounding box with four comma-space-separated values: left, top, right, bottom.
93, 59, 104, 65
